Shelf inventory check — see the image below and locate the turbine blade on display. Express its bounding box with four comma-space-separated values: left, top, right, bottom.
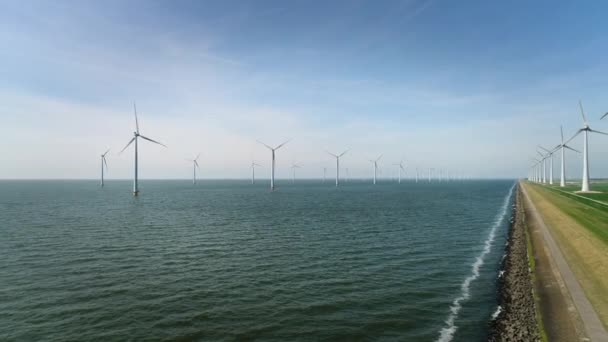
103, 156, 108, 169
102, 148, 111, 156
326, 151, 338, 158
275, 139, 291, 150
194, 160, 199, 167
560, 125, 564, 143
564, 145, 581, 153
120, 137, 136, 154
590, 128, 608, 136
139, 135, 167, 147
563, 129, 583, 146
195, 153, 200, 161
339, 149, 349, 157
376, 154, 383, 162
601, 112, 608, 120
579, 100, 588, 125
256, 140, 273, 150
538, 145, 551, 153
134, 102, 140, 134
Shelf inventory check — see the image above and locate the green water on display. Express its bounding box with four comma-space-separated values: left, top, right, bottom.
0, 179, 515, 341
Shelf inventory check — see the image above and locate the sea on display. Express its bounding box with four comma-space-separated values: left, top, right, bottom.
0, 179, 515, 341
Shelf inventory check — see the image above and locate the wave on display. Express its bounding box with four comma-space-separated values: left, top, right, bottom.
436, 183, 515, 342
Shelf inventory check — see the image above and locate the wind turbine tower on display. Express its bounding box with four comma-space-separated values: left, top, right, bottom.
100, 149, 110, 187
291, 163, 302, 183
257, 139, 290, 191
564, 101, 608, 192
369, 155, 382, 185
327, 150, 348, 187
250, 161, 261, 184
393, 160, 405, 184
120, 103, 167, 196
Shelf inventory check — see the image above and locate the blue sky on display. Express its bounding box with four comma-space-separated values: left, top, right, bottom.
2, 0, 608, 179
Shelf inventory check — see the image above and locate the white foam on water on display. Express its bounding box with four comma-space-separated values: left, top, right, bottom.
491, 305, 502, 320
436, 183, 515, 342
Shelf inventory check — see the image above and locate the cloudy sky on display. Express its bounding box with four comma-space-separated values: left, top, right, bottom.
1, 0, 608, 179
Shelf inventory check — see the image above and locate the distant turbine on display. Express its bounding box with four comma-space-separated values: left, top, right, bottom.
257, 139, 290, 191
554, 126, 580, 187
327, 149, 348, 187
186, 154, 200, 185
538, 146, 554, 185
393, 160, 405, 184
100, 148, 110, 187
290, 163, 302, 183
415, 167, 419, 183
536, 150, 547, 184
369, 155, 382, 184
323, 167, 327, 183
564, 101, 608, 192
120, 103, 166, 196
250, 161, 262, 184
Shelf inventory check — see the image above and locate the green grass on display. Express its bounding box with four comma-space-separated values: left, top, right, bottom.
526, 224, 548, 342
525, 182, 608, 245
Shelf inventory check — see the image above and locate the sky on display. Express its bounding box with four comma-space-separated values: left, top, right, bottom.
2, 0, 608, 179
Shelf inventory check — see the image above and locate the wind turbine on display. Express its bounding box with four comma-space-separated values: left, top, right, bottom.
327, 149, 348, 187
186, 154, 200, 185
100, 149, 110, 187
323, 167, 327, 183
369, 155, 382, 184
538, 146, 554, 185
250, 161, 261, 184
415, 167, 419, 183
257, 139, 290, 191
393, 160, 405, 184
555, 126, 580, 187
564, 101, 608, 192
120, 103, 166, 196
536, 150, 547, 184
290, 163, 302, 183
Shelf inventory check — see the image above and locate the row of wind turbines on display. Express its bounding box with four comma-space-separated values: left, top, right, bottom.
100, 104, 465, 196
529, 101, 608, 192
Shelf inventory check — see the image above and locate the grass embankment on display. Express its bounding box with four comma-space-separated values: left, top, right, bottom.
525, 222, 548, 342
523, 182, 608, 329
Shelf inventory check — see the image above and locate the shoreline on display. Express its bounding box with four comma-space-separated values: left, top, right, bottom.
488, 184, 540, 341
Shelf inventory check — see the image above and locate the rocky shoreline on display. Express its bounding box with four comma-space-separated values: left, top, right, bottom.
488, 185, 540, 341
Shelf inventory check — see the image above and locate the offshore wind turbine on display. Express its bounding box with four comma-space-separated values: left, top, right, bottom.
120, 103, 166, 196
369, 155, 382, 184
187, 154, 200, 185
564, 101, 608, 192
323, 167, 327, 183
415, 167, 419, 183
99, 149, 110, 187
393, 160, 405, 184
250, 161, 261, 184
327, 149, 348, 187
290, 163, 302, 183
257, 139, 290, 191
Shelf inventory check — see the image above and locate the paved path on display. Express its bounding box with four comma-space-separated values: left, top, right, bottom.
521, 183, 608, 342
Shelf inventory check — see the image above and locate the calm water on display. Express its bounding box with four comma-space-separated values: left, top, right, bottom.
0, 179, 515, 341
